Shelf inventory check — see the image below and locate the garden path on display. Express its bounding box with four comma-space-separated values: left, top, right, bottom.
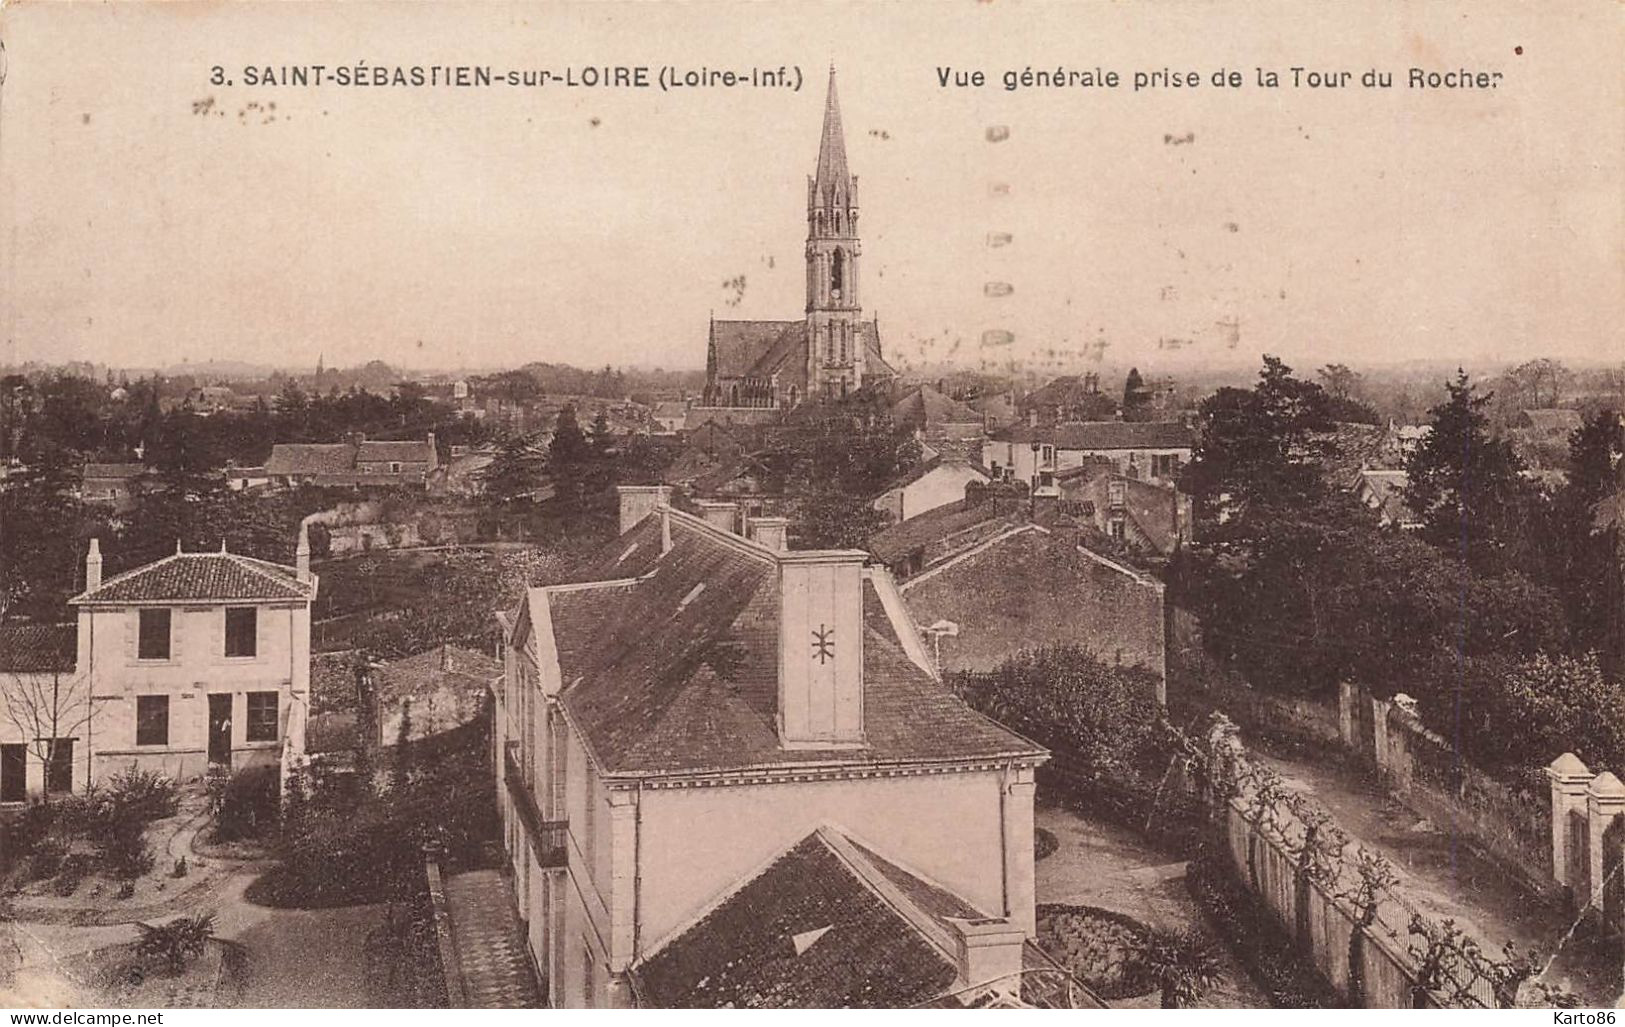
1255, 745, 1617, 1006
1035, 803, 1270, 1008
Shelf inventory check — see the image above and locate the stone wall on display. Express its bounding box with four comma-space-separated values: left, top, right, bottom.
1337, 682, 1556, 899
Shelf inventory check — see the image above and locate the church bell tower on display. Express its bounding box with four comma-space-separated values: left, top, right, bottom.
806, 68, 864, 398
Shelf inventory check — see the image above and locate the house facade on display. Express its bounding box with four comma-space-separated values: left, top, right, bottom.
872, 459, 991, 524
0, 624, 88, 803
983, 421, 1195, 494
65, 531, 317, 784
493, 486, 1049, 1007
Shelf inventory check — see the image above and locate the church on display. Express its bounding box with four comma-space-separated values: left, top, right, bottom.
692, 69, 896, 425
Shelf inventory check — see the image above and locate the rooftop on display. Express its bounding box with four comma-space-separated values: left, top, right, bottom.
0, 623, 76, 673
632, 827, 966, 1008
991, 420, 1195, 451
70, 549, 317, 606
520, 509, 1044, 777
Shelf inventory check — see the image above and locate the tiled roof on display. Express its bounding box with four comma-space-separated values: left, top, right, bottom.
866, 499, 1019, 565
0, 623, 76, 673
70, 551, 316, 605
991, 420, 1195, 450
534, 515, 1043, 776
356, 439, 434, 463
372, 644, 502, 704
264, 438, 432, 476
709, 319, 895, 388
632, 829, 961, 1008
889, 386, 983, 430
264, 443, 357, 476
711, 321, 804, 379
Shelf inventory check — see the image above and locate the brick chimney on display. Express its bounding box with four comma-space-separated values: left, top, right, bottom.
695, 499, 739, 535
748, 516, 790, 551
616, 485, 673, 536
85, 538, 102, 591
948, 917, 1027, 1002
777, 550, 867, 748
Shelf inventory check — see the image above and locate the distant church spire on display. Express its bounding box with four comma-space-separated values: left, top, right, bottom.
805, 66, 863, 397
812, 66, 852, 201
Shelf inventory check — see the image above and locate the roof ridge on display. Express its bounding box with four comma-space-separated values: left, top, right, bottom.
816, 827, 960, 963
223, 551, 307, 593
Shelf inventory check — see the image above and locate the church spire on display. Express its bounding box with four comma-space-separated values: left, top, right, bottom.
812, 66, 852, 200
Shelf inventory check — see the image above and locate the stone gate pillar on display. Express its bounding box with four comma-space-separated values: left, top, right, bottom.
1586, 771, 1625, 916
1548, 753, 1592, 891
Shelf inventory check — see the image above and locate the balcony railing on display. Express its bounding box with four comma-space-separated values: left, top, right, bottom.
504, 741, 567, 869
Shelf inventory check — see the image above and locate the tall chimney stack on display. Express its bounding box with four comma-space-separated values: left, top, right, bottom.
85, 538, 102, 591
296, 522, 311, 582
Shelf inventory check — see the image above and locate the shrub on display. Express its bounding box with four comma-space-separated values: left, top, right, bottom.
212, 765, 281, 842
136, 912, 216, 973
25, 837, 68, 882
103, 815, 155, 880
102, 767, 180, 824
52, 853, 96, 896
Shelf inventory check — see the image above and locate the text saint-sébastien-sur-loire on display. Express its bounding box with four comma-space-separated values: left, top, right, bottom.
230, 63, 801, 90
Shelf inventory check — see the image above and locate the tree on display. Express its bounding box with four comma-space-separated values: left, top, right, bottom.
0, 664, 91, 805
481, 433, 547, 503
1317, 363, 1363, 402
1553, 411, 1625, 672
547, 404, 592, 520
1122, 367, 1149, 420
1182, 356, 1333, 528
1404, 371, 1533, 574
1505, 358, 1571, 409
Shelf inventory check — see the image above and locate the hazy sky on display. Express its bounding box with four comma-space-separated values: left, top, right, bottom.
1, 0, 1620, 376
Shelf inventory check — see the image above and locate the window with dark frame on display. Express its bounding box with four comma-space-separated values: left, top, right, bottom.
225, 606, 257, 658
46, 739, 73, 794
245, 691, 278, 742
137, 608, 171, 660
136, 695, 169, 746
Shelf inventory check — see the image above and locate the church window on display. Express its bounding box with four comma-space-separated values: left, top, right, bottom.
729, 385, 740, 406
831, 249, 845, 299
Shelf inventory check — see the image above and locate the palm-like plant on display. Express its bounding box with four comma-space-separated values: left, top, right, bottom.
1141, 928, 1223, 1009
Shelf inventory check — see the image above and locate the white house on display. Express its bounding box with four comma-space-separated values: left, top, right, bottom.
66, 531, 318, 785
0, 624, 88, 803
492, 486, 1056, 1008
983, 421, 1195, 494
872, 459, 990, 524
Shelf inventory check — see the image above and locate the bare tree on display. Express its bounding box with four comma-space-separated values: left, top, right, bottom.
1317, 363, 1363, 402
0, 667, 92, 804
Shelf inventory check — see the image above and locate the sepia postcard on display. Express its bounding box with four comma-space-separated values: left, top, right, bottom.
0, 0, 1622, 1014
